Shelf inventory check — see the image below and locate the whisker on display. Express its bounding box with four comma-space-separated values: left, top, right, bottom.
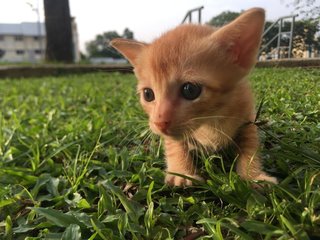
210, 125, 241, 152
193, 127, 214, 158
188, 122, 241, 156
186, 115, 249, 124
125, 126, 154, 158
123, 120, 149, 123
118, 121, 149, 149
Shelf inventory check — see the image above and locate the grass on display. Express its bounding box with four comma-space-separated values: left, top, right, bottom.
0, 68, 319, 239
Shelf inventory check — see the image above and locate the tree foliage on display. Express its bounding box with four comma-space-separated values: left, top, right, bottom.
86, 28, 134, 58
207, 11, 240, 27
282, 0, 320, 20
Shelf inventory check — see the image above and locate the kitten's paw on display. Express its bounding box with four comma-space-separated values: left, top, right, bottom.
254, 173, 278, 184
250, 173, 278, 189
165, 173, 204, 187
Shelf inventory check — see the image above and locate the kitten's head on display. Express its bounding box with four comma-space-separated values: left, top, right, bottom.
111, 8, 265, 139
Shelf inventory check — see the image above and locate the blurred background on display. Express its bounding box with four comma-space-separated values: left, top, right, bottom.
0, 0, 319, 64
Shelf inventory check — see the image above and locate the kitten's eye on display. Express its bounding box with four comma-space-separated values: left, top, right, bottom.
143, 88, 155, 102
181, 82, 202, 100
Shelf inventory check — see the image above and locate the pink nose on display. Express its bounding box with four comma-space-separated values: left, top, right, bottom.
154, 121, 170, 132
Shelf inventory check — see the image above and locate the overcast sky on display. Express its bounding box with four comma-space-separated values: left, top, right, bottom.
0, 0, 296, 53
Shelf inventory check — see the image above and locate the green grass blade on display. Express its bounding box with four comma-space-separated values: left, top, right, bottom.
5, 215, 13, 240
101, 180, 144, 223
280, 215, 309, 240
31, 207, 86, 228
241, 220, 284, 236
197, 218, 254, 240
61, 224, 81, 240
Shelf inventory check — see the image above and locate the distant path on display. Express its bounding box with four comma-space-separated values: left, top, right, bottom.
0, 59, 319, 78
0, 64, 133, 78
256, 59, 320, 68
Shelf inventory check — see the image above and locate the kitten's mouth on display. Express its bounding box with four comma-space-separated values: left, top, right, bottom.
151, 122, 185, 139
159, 130, 184, 140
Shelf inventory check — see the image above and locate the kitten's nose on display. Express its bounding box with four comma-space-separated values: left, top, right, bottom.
154, 121, 170, 132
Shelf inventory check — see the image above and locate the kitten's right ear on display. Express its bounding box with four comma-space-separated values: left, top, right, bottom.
110, 38, 147, 66
208, 8, 265, 71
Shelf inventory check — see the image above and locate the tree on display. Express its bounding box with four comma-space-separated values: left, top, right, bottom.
44, 0, 74, 63
283, 0, 320, 20
207, 11, 240, 27
122, 28, 134, 40
86, 29, 134, 58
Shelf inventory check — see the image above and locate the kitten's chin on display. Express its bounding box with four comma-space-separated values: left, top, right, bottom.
150, 126, 184, 140
161, 132, 184, 140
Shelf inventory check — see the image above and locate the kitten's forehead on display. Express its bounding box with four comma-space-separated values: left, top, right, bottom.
145, 25, 214, 83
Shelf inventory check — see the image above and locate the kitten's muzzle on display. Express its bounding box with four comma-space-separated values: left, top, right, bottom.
154, 121, 171, 133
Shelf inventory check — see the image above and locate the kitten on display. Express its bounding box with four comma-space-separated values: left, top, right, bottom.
111, 8, 277, 186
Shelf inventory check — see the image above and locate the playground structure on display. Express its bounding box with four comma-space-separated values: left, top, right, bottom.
182, 6, 320, 60
181, 6, 204, 24
259, 14, 297, 59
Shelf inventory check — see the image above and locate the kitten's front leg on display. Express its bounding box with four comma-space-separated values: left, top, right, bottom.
236, 123, 278, 184
164, 138, 203, 186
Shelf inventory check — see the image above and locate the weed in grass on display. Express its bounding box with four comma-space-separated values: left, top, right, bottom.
0, 68, 319, 239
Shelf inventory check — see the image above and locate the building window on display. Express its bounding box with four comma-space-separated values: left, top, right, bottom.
16, 50, 25, 55
15, 36, 23, 41
34, 49, 42, 54
0, 49, 5, 58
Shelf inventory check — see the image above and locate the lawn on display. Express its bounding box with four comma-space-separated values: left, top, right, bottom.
0, 68, 319, 239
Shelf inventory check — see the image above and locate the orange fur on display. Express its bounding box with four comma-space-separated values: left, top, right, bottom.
111, 8, 277, 186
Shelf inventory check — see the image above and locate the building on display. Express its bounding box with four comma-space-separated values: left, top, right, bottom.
0, 20, 80, 63
0, 22, 46, 63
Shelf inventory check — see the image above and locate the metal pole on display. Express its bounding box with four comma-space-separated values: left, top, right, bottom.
181, 15, 187, 24
198, 9, 202, 24
288, 16, 295, 59
277, 19, 282, 59
27, 0, 43, 62
36, 0, 43, 61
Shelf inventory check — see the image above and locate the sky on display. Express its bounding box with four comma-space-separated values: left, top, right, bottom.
0, 0, 297, 53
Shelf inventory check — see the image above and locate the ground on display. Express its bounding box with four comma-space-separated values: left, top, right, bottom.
0, 68, 319, 239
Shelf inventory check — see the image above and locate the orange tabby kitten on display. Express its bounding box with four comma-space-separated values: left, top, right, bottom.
111, 8, 277, 186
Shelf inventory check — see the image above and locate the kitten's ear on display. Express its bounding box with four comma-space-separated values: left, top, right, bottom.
110, 38, 147, 66
211, 8, 265, 70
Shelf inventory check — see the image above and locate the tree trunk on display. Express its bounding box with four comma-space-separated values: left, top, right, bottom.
44, 0, 73, 63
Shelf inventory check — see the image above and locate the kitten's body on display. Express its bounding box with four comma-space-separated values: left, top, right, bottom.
111, 8, 277, 186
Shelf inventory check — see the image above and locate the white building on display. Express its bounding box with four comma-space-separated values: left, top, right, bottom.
0, 20, 80, 63
0, 22, 46, 63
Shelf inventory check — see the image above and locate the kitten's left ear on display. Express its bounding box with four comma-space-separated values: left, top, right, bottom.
211, 8, 265, 70
110, 39, 147, 66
